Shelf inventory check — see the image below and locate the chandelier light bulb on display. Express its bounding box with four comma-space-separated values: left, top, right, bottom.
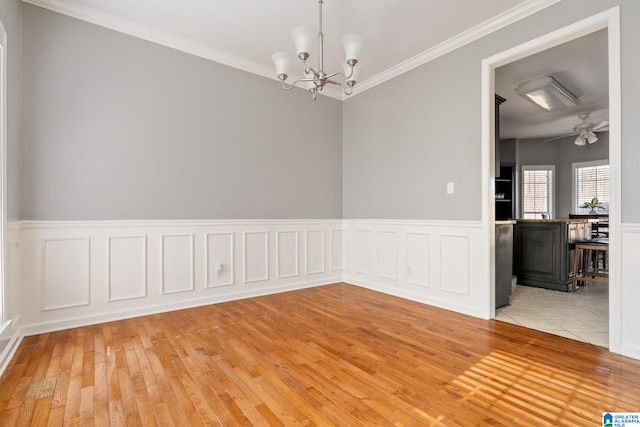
587, 131, 598, 144
271, 52, 291, 80
342, 33, 364, 64
291, 27, 313, 60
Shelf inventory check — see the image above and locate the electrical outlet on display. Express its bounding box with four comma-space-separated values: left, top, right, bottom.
216, 264, 224, 278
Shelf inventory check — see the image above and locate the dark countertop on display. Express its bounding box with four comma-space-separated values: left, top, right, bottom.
515, 218, 589, 223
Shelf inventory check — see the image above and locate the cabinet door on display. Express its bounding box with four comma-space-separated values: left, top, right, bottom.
515, 223, 569, 291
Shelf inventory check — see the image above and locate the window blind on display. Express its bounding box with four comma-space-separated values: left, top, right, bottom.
523, 167, 553, 219
576, 164, 610, 213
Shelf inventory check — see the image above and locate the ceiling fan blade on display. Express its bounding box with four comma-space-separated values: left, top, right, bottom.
544, 133, 576, 142
593, 120, 609, 130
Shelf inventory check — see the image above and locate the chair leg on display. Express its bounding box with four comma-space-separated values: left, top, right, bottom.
572, 246, 580, 292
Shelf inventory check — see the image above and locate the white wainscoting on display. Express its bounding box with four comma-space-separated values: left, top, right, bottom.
343, 220, 486, 318
18, 220, 343, 336
4, 219, 640, 368
620, 223, 640, 359
0, 222, 24, 375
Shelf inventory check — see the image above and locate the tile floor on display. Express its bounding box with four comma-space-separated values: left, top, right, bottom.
495, 281, 609, 348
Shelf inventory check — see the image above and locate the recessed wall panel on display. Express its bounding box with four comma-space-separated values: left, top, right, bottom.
441, 235, 470, 295
277, 231, 298, 279
354, 230, 372, 275
378, 231, 398, 280
162, 234, 194, 294
206, 233, 234, 287
43, 238, 91, 310
306, 230, 325, 275
407, 233, 430, 287
109, 236, 147, 302
330, 229, 345, 271
244, 232, 268, 283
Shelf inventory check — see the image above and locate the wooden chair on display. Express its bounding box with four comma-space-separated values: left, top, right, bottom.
572, 241, 609, 291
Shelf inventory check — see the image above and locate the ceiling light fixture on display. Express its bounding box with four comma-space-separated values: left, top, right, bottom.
515, 76, 578, 111
271, 0, 363, 101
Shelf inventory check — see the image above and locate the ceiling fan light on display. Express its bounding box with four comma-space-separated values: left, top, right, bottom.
587, 131, 598, 144
515, 76, 578, 111
574, 135, 586, 146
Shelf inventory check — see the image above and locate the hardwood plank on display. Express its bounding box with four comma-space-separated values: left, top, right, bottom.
1, 283, 639, 426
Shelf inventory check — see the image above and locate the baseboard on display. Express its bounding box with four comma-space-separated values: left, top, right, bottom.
345, 277, 485, 318
0, 321, 24, 377
21, 277, 340, 336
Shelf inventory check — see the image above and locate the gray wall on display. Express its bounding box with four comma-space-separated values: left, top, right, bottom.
21, 5, 343, 220
0, 0, 21, 221
516, 133, 609, 218
343, 0, 640, 223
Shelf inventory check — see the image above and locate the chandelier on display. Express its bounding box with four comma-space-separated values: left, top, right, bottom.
271, 0, 364, 100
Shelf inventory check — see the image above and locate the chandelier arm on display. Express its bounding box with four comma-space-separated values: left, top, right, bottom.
280, 77, 317, 91
342, 64, 355, 80
279, 80, 297, 91
325, 79, 354, 95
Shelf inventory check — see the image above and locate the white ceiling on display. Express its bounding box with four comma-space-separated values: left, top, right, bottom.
24, 0, 608, 139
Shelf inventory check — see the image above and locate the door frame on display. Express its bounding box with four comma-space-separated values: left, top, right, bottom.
480, 7, 621, 352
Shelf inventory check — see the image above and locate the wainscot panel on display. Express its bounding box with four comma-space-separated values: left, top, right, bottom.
18, 220, 343, 336
343, 220, 484, 318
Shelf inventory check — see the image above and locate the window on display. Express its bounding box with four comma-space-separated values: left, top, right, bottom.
522, 165, 554, 219
573, 160, 610, 214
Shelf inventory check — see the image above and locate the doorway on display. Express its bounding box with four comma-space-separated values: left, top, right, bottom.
481, 7, 621, 352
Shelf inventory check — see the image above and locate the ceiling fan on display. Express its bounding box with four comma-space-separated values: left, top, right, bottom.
546, 112, 609, 145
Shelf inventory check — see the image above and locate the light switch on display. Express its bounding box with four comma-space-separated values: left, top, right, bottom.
447, 182, 454, 194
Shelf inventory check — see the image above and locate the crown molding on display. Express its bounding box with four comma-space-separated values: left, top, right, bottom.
351, 0, 562, 98
23, 0, 560, 101
21, 0, 346, 100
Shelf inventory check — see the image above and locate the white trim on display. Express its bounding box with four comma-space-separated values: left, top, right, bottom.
21, 0, 560, 101
0, 17, 7, 324
481, 7, 622, 353
355, 0, 562, 97
20, 218, 343, 229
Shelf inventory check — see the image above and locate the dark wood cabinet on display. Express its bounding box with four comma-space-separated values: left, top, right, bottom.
496, 164, 514, 220
514, 220, 591, 291
495, 221, 515, 308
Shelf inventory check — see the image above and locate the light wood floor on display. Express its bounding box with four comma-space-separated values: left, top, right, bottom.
1, 283, 639, 426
